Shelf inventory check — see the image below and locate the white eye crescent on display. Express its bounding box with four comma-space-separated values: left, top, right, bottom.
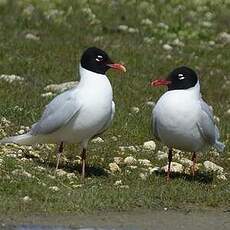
96, 55, 103, 62
178, 73, 185, 80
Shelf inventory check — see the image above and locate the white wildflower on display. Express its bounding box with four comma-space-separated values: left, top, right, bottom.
131, 107, 140, 114
143, 140, 156, 151
22, 196, 32, 202
113, 157, 123, 165
109, 162, 121, 173
138, 159, 152, 167
124, 156, 137, 165
117, 25, 128, 32
163, 44, 173, 51
114, 180, 122, 186
91, 137, 104, 143
161, 162, 183, 173
0, 74, 24, 83
203, 161, 224, 174
158, 22, 169, 30
139, 172, 148, 180
41, 92, 54, 97
25, 33, 40, 41
141, 18, 153, 26
156, 150, 168, 160
128, 28, 139, 33
12, 169, 32, 178
44, 81, 77, 93
49, 186, 60, 192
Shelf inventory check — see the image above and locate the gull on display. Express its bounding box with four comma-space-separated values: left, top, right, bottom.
0, 47, 126, 178
151, 66, 225, 181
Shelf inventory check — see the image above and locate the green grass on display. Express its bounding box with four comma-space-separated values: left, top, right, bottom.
0, 0, 230, 215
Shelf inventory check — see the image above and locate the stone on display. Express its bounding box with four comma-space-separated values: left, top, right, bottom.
124, 156, 137, 165
156, 150, 168, 160
203, 161, 224, 174
143, 140, 156, 151
161, 162, 183, 173
109, 162, 121, 173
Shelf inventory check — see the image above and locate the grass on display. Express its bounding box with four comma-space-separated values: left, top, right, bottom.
0, 0, 230, 215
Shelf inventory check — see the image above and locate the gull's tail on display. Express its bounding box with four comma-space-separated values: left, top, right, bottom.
214, 141, 225, 152
0, 133, 36, 145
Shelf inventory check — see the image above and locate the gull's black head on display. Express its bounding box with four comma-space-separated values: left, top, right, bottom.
80, 47, 126, 74
166, 66, 198, 90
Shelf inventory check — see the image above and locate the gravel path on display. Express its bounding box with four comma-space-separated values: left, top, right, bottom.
1, 209, 230, 230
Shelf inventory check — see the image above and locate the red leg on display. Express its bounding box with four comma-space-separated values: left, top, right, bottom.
191, 152, 196, 177
167, 148, 173, 182
81, 148, 86, 179
56, 141, 64, 171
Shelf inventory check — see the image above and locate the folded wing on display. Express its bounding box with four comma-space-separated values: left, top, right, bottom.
197, 99, 219, 145
32, 88, 81, 135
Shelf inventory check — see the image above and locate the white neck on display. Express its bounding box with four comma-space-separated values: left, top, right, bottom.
78, 65, 113, 97
188, 81, 201, 99
79, 65, 108, 82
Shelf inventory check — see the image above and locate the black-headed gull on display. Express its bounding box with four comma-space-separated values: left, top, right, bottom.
151, 66, 224, 181
0, 47, 126, 178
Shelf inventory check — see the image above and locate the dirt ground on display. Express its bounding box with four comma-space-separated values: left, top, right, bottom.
1, 208, 230, 230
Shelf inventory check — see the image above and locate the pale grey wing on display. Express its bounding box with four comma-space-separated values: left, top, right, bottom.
93, 101, 115, 137
151, 109, 160, 140
31, 88, 81, 135
197, 99, 218, 145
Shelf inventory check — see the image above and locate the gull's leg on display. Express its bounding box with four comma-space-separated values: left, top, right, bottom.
191, 152, 197, 177
167, 148, 173, 182
56, 142, 64, 171
81, 148, 86, 179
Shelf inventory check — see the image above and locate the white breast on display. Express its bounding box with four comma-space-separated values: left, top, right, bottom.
153, 83, 205, 152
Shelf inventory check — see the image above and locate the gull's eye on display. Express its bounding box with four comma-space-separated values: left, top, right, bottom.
95, 55, 103, 62
178, 73, 185, 80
